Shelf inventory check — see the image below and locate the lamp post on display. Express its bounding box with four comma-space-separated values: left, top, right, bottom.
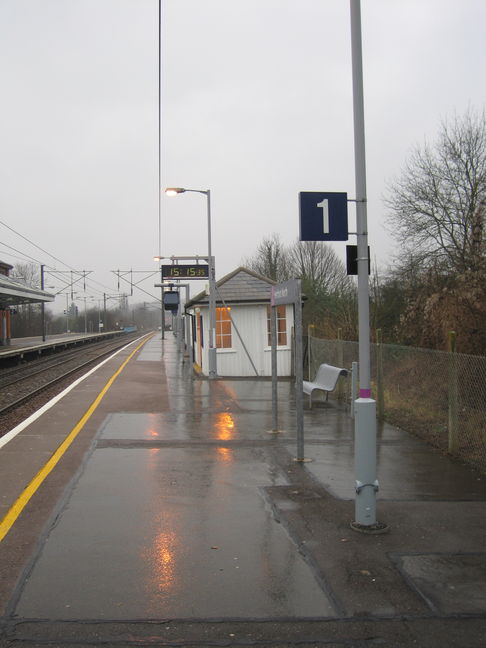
349, 0, 386, 533
77, 296, 90, 334
40, 264, 46, 342
165, 187, 217, 379
153, 256, 166, 340
89, 298, 103, 332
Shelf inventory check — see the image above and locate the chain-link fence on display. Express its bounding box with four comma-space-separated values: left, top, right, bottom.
307, 334, 486, 474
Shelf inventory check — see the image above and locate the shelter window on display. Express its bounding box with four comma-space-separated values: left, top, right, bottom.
216, 307, 232, 348
267, 305, 287, 346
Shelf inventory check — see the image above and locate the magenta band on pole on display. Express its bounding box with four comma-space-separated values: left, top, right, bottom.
359, 388, 372, 398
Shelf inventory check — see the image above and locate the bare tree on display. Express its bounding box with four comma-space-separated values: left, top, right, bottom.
244, 235, 356, 331
242, 233, 291, 281
287, 240, 352, 295
385, 109, 486, 274
10, 263, 41, 337
383, 110, 486, 352
286, 240, 355, 332
11, 262, 40, 287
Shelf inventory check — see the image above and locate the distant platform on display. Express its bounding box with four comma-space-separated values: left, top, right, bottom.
0, 330, 128, 361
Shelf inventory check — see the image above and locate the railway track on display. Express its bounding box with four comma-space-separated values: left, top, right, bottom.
0, 333, 146, 434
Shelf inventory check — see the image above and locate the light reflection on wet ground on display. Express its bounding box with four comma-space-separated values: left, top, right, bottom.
14, 337, 336, 619
12, 335, 486, 624
15, 445, 335, 619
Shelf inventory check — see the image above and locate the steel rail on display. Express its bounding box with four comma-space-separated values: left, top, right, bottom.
0, 337, 138, 419
0, 337, 134, 390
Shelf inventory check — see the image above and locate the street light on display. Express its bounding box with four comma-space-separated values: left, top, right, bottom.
165, 188, 184, 196
165, 187, 217, 378
153, 256, 166, 338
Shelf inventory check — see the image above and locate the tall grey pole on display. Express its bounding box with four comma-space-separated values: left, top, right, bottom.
271, 305, 278, 432
161, 284, 165, 340
350, 0, 383, 531
207, 191, 217, 378
164, 187, 217, 376
184, 284, 191, 357
40, 264, 46, 342
294, 284, 304, 461
65, 294, 69, 333
161, 292, 165, 339
176, 291, 183, 353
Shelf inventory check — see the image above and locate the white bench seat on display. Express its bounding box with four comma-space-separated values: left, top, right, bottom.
303, 363, 348, 408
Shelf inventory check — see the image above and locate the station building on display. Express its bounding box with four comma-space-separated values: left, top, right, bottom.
185, 267, 294, 378
0, 261, 54, 345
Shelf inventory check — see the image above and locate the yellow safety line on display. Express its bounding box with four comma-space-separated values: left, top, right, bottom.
0, 335, 153, 543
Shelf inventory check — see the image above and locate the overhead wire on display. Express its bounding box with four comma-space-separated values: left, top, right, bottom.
0, 218, 116, 296
0, 242, 46, 267
0, 219, 74, 270
0, 219, 159, 303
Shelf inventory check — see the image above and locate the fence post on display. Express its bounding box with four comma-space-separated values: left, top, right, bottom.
337, 327, 345, 400
376, 328, 384, 420
448, 330, 459, 454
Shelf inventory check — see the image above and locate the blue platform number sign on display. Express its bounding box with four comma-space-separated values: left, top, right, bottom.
299, 192, 348, 241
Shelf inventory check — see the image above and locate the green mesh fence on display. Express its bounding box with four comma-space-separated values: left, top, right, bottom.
308, 335, 486, 473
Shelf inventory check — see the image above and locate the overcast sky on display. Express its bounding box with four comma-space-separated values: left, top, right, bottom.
1, 0, 485, 310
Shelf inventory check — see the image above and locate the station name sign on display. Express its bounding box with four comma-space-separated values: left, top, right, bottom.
161, 264, 209, 279
271, 279, 301, 306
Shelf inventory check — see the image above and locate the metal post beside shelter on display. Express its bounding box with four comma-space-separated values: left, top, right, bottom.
271, 280, 305, 461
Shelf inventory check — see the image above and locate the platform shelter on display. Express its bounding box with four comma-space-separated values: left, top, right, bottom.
185, 267, 294, 377
0, 261, 54, 345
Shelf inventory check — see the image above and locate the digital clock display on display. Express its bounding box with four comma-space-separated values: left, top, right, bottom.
161, 264, 209, 279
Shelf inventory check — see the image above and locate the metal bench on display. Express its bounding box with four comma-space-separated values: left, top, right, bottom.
303, 363, 348, 408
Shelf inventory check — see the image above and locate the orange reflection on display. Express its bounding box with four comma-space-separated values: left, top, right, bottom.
147, 413, 160, 438
217, 446, 234, 463
145, 530, 177, 593
211, 381, 239, 409
214, 412, 235, 440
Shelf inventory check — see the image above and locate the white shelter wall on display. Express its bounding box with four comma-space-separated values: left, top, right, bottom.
194, 303, 294, 377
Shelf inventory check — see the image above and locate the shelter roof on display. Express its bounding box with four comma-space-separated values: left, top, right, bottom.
185, 267, 275, 309
0, 275, 55, 307
0, 261, 13, 276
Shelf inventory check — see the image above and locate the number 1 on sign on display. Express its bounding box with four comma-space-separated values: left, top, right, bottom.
317, 199, 330, 234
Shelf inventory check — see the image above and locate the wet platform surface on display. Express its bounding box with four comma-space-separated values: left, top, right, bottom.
16, 443, 334, 619
2, 333, 486, 646
9, 336, 337, 621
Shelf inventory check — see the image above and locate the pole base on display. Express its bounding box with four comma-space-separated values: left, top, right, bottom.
350, 521, 389, 535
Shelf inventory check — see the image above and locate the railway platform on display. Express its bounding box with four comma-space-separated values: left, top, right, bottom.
0, 331, 128, 363
0, 332, 485, 647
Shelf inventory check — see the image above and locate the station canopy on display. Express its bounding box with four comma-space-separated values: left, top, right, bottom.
0, 274, 54, 307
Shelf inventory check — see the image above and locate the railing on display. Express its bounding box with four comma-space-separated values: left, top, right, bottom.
308, 330, 486, 474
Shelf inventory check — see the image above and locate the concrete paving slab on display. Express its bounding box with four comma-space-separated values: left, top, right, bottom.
98, 411, 296, 442
395, 553, 486, 614
6, 616, 486, 648
302, 442, 486, 501
3, 334, 486, 647
14, 441, 337, 620
136, 346, 163, 362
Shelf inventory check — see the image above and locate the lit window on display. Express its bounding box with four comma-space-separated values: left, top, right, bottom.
267, 305, 287, 346
216, 307, 232, 348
